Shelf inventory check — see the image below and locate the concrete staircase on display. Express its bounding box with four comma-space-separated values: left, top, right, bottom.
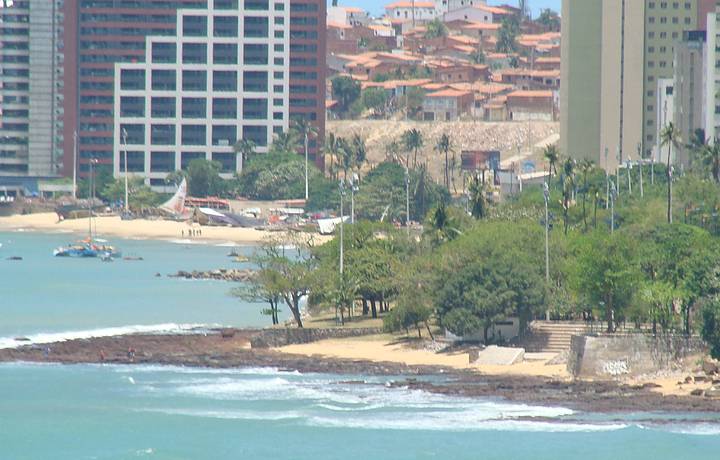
521, 321, 591, 353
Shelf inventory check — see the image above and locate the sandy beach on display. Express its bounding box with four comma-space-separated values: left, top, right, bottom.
0, 212, 286, 244
278, 335, 570, 379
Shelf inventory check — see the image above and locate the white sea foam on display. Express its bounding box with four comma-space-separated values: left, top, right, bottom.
166, 238, 205, 245
140, 408, 302, 421
0, 323, 217, 350
112, 365, 300, 376
306, 415, 626, 433
645, 423, 720, 436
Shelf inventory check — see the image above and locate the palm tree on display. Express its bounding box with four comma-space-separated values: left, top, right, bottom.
435, 133, 452, 189
543, 144, 559, 177
402, 128, 423, 169
699, 139, 720, 183
660, 122, 681, 224
336, 137, 353, 179
468, 173, 488, 219
293, 119, 318, 202
269, 131, 300, 155
325, 133, 340, 180
384, 139, 401, 164
561, 158, 576, 235
350, 133, 367, 175
233, 139, 256, 170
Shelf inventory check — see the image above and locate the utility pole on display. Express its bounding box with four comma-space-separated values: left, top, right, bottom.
604, 148, 609, 210
543, 181, 550, 321
73, 131, 78, 199
349, 173, 359, 224
610, 179, 617, 234
304, 131, 309, 202
405, 166, 410, 237
338, 179, 346, 324
637, 143, 643, 198
543, 182, 550, 283
627, 158, 632, 196
121, 128, 129, 213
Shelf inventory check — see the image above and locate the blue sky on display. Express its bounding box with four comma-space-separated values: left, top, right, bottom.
330, 0, 561, 18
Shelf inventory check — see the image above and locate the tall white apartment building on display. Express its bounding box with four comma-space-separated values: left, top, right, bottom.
706, 10, 720, 143
113, 1, 291, 188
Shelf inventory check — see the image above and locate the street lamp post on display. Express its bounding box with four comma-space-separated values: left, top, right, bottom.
604, 148, 609, 210
73, 131, 78, 199
639, 158, 644, 198
338, 179, 346, 324
609, 179, 617, 234
626, 159, 632, 196
349, 173, 359, 224
543, 182, 550, 283
405, 166, 410, 237
121, 128, 129, 213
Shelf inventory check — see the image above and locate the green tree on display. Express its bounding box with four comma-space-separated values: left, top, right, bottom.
233, 269, 283, 325
496, 16, 519, 53
331, 76, 361, 117
470, 48, 486, 64
660, 122, 681, 223
361, 87, 388, 117
570, 231, 639, 332
699, 139, 720, 183
269, 130, 301, 156
468, 173, 488, 219
543, 144, 559, 177
561, 158, 576, 235
186, 159, 224, 197
702, 298, 720, 359
424, 18, 448, 39
536, 8, 560, 31
435, 133, 452, 189
436, 225, 546, 342
402, 128, 423, 168
247, 234, 315, 328
233, 139, 257, 167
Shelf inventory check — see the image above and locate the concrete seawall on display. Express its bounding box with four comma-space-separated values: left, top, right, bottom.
568, 334, 706, 379
250, 327, 383, 348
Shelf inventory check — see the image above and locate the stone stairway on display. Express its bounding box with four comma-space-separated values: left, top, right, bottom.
521, 321, 592, 353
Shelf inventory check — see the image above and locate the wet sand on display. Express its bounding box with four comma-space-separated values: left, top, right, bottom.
2, 331, 719, 414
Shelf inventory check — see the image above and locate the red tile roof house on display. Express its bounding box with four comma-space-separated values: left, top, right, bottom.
422, 89, 475, 121
342, 52, 423, 80
506, 90, 557, 121
428, 61, 490, 83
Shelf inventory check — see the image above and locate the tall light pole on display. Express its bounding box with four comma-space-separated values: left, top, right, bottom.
338, 179, 346, 324
73, 131, 78, 199
349, 173, 359, 224
605, 148, 609, 210
121, 128, 129, 213
304, 131, 309, 203
637, 143, 643, 198
609, 179, 617, 234
543, 182, 550, 283
405, 166, 410, 236
626, 158, 632, 196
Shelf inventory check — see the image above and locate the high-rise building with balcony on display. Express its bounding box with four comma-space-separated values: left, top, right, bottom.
111, 0, 325, 189
0, 0, 65, 180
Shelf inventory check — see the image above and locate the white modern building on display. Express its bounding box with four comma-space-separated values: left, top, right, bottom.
706, 10, 720, 145
327, 6, 370, 27
113, 2, 291, 188
385, 1, 438, 24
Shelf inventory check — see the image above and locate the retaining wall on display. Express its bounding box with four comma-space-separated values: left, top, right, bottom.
250, 327, 383, 348
568, 334, 706, 379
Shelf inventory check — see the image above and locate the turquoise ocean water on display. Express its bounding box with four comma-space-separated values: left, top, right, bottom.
1, 231, 719, 459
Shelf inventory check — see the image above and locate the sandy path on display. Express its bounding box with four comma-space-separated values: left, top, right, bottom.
277, 336, 570, 379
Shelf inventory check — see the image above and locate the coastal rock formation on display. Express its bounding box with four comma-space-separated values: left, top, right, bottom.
169, 268, 255, 282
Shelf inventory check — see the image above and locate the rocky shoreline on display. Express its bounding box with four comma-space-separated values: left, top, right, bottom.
169, 268, 254, 282
2, 331, 720, 414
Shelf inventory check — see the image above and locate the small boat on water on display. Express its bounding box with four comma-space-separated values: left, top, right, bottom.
53, 238, 122, 259
53, 161, 121, 259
